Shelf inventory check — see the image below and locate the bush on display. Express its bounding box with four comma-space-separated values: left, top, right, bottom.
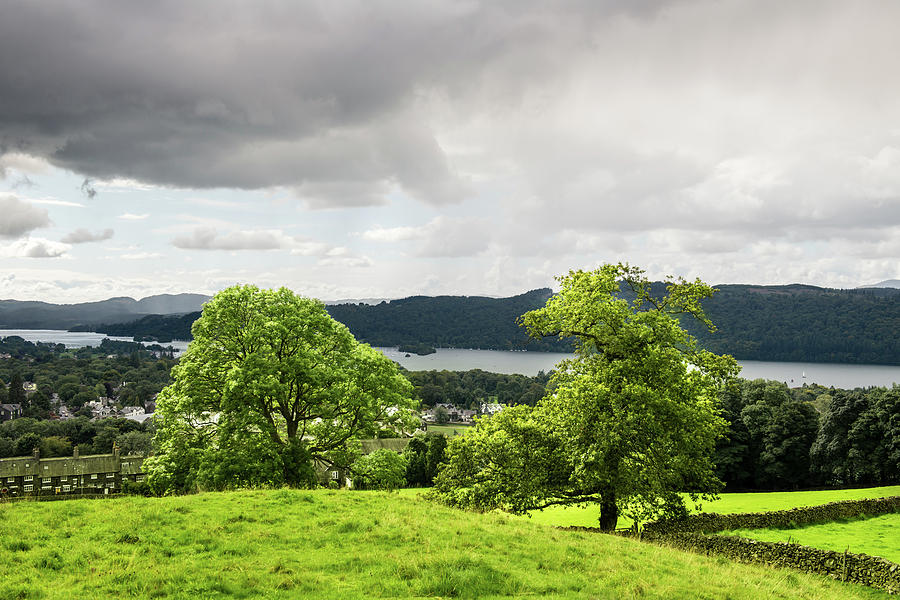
121, 479, 153, 497
352, 449, 407, 491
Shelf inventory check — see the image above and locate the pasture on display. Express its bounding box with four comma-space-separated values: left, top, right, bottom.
523, 485, 900, 529
722, 512, 900, 563
1, 488, 891, 599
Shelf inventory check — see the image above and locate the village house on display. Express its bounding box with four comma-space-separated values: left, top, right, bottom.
0, 446, 145, 498
0, 403, 23, 422
421, 403, 476, 424
480, 402, 504, 416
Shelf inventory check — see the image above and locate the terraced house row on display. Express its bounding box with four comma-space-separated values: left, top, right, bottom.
0, 446, 145, 498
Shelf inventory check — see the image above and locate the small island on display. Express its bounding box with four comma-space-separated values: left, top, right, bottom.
397, 343, 437, 356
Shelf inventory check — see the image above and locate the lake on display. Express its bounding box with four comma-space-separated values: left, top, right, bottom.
0, 329, 191, 354
1, 330, 897, 388
375, 347, 900, 389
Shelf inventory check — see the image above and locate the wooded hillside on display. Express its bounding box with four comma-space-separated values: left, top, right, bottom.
77, 284, 900, 364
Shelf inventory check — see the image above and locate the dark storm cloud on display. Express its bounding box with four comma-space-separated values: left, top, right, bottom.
0, 1, 673, 207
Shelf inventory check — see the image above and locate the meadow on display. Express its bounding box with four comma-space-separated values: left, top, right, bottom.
521, 485, 900, 529
1, 488, 893, 599
722, 512, 900, 563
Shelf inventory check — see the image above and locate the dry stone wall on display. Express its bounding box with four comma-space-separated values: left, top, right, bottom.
560, 496, 900, 594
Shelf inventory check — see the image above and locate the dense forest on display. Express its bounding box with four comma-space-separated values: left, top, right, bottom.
685, 284, 900, 364
81, 283, 900, 365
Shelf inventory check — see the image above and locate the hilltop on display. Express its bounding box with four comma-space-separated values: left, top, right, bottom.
0, 294, 210, 330
0, 488, 889, 599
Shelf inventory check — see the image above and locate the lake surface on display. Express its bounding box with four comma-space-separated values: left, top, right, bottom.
0, 329, 191, 354
376, 347, 900, 389
1, 330, 896, 388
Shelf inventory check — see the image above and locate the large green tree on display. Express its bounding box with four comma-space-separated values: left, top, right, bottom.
433, 264, 739, 530
145, 285, 417, 494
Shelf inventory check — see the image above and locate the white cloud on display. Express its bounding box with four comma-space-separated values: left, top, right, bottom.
23, 197, 85, 208
0, 152, 52, 176
120, 252, 164, 260
172, 227, 295, 251
0, 238, 70, 258
361, 225, 422, 243
0, 196, 51, 239
118, 213, 150, 220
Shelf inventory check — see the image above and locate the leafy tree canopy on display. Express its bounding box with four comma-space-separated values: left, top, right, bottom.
432, 264, 739, 530
145, 285, 417, 494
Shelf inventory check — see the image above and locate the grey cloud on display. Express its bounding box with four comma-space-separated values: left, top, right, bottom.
80, 178, 97, 199
0, 195, 51, 238
61, 228, 114, 244
25, 241, 67, 258
0, 1, 686, 208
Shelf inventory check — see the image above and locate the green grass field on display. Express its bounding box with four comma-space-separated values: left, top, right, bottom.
425, 423, 473, 437
1, 488, 891, 599
522, 485, 900, 529
722, 512, 900, 563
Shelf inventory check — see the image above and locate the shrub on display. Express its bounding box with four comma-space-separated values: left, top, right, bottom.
352, 449, 407, 491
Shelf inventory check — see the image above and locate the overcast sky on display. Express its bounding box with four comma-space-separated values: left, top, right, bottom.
2, 0, 899, 303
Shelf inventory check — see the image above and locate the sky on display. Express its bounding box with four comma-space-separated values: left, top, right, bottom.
1, 0, 899, 304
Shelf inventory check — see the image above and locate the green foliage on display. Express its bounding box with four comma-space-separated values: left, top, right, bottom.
8, 371, 25, 404
115, 430, 152, 456
406, 368, 550, 409
810, 387, 900, 486
145, 285, 417, 494
715, 379, 820, 490
403, 432, 448, 486
352, 448, 408, 491
434, 264, 740, 531
433, 405, 450, 424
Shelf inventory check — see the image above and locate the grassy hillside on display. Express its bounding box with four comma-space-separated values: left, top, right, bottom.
0, 489, 891, 599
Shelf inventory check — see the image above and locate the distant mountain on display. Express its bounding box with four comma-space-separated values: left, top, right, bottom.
0, 293, 211, 330
133, 293, 211, 314
859, 279, 900, 289
7, 284, 899, 365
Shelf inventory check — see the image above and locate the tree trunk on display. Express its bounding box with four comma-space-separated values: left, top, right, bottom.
598, 489, 618, 531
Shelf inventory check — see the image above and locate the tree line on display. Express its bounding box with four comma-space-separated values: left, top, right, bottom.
715, 379, 900, 491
